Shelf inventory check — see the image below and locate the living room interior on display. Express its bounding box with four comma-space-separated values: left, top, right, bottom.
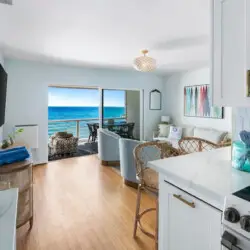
1, 0, 249, 250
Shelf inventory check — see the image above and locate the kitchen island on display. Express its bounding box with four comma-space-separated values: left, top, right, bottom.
148, 147, 250, 250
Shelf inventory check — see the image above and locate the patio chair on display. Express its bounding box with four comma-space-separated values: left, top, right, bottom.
118, 122, 135, 139
87, 123, 99, 142
49, 132, 79, 156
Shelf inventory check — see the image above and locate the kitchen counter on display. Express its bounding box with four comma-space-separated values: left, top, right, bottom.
148, 147, 250, 211
0, 188, 18, 250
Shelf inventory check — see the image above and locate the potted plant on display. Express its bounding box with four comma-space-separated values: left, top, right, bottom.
8, 128, 24, 145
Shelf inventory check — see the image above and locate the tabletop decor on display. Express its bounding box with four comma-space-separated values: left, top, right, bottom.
184, 84, 223, 119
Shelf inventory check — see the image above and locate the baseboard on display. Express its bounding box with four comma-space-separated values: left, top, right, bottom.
124, 179, 138, 189
101, 160, 120, 166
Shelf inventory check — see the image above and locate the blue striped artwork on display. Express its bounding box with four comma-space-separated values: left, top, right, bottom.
184, 85, 223, 119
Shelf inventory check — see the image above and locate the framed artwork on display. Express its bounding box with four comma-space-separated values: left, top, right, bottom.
149, 89, 161, 110
184, 85, 224, 119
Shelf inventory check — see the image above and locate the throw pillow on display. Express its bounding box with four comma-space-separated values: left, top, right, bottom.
193, 128, 226, 144
182, 126, 195, 137
168, 126, 182, 140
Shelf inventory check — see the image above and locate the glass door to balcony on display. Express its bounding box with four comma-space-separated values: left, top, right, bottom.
101, 89, 127, 127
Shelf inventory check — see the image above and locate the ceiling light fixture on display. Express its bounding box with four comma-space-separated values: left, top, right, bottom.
133, 49, 156, 72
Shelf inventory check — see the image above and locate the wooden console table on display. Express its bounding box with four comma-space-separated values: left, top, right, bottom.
0, 159, 33, 229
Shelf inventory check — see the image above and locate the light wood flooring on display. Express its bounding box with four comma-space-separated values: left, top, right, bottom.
17, 155, 155, 250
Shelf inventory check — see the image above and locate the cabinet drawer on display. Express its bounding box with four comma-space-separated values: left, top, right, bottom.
163, 181, 218, 211
159, 181, 222, 250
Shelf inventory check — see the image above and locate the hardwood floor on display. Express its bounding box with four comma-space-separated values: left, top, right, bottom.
17, 155, 156, 250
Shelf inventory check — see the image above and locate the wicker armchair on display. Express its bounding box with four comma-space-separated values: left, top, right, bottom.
133, 141, 180, 249
49, 132, 79, 156
178, 137, 219, 154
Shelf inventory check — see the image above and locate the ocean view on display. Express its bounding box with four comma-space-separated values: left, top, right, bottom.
48, 106, 126, 138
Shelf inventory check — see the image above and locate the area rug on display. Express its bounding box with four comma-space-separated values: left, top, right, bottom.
48, 142, 98, 161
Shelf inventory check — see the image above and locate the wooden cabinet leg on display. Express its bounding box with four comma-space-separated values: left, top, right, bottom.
155, 198, 159, 250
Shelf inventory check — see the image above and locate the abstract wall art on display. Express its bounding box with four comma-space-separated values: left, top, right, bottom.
184, 85, 224, 119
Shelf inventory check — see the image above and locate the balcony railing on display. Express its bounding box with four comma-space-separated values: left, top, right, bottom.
48, 117, 126, 139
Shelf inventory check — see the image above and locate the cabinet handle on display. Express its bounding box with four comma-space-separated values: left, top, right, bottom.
173, 194, 195, 208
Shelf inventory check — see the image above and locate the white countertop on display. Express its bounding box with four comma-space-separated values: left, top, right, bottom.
148, 147, 250, 211
0, 188, 18, 250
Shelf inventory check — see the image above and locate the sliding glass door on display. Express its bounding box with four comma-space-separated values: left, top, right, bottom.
101, 89, 127, 127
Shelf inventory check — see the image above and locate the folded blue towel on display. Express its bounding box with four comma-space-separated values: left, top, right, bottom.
0, 146, 30, 166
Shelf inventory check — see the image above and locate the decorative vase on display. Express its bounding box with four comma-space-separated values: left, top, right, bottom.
9, 137, 15, 145
232, 141, 250, 172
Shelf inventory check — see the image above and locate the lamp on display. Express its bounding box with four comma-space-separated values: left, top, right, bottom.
161, 116, 170, 124
133, 49, 156, 72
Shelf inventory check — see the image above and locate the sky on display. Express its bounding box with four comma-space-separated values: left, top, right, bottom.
48, 87, 125, 107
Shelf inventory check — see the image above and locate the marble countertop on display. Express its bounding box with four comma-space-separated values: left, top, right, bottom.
148, 147, 250, 211
0, 188, 18, 250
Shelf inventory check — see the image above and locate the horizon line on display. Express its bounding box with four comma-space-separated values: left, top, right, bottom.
48, 106, 125, 108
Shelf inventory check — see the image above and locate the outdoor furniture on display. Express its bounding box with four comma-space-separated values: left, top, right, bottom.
49, 132, 79, 156
118, 122, 135, 138
178, 137, 219, 154
103, 122, 135, 139
87, 123, 99, 142
98, 128, 120, 166
133, 142, 180, 250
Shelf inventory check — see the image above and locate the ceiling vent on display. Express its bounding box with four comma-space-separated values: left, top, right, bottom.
0, 0, 12, 5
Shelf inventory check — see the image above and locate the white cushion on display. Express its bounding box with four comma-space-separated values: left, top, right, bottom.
181, 126, 195, 137
168, 126, 182, 140
193, 128, 226, 144
158, 124, 171, 137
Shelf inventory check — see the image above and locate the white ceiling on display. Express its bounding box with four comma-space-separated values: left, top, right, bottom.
0, 0, 210, 73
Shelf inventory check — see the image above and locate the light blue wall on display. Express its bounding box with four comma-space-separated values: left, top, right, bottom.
4, 59, 165, 164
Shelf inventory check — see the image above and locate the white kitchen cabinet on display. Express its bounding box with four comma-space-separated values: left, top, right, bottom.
159, 180, 221, 250
211, 0, 250, 107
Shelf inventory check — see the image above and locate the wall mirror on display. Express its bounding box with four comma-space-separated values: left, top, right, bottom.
149, 89, 161, 110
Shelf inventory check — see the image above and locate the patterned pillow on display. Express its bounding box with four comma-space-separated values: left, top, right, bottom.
168, 126, 182, 140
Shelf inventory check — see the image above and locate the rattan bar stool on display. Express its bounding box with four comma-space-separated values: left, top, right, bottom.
178, 137, 219, 154
133, 141, 180, 249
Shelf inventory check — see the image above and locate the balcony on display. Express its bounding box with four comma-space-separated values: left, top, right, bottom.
48, 117, 126, 142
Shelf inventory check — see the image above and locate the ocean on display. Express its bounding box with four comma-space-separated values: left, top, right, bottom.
48, 106, 126, 138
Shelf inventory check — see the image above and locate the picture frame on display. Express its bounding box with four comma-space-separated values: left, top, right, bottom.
184, 84, 224, 119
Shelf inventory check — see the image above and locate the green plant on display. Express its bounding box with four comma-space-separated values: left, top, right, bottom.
8, 128, 24, 145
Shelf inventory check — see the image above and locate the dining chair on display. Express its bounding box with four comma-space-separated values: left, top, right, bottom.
178, 137, 219, 154
133, 141, 180, 249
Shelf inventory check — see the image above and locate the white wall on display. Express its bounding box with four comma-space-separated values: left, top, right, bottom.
0, 52, 4, 143
126, 90, 140, 139
164, 68, 232, 132
4, 59, 165, 164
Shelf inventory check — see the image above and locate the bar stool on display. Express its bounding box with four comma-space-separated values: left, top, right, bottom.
133, 141, 180, 249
